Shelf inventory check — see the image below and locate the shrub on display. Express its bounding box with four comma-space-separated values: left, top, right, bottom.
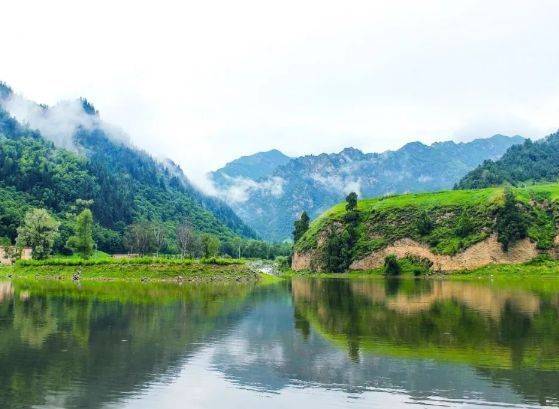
496, 189, 527, 251
383, 254, 401, 276
416, 211, 434, 236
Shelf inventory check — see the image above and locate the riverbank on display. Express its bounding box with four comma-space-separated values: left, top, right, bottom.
0, 257, 262, 283
283, 256, 559, 281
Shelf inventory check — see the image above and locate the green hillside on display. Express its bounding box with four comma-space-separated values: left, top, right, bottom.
456, 130, 559, 189
0, 82, 259, 255
294, 184, 559, 270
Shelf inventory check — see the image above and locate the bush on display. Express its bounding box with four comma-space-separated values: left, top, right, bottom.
496, 189, 527, 251
383, 254, 401, 276
416, 211, 434, 236
455, 211, 474, 237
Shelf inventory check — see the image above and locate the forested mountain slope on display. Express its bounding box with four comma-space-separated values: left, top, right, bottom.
0, 82, 256, 253
212, 135, 524, 241
456, 131, 559, 189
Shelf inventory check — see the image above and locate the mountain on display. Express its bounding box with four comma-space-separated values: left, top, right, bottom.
212, 149, 291, 184
0, 82, 256, 253
456, 130, 559, 189
211, 135, 525, 241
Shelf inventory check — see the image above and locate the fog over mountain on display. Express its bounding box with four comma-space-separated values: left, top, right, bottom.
210, 135, 525, 241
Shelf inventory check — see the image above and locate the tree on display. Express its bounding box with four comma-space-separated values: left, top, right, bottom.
322, 229, 351, 273
345, 192, 358, 212
292, 211, 310, 243
66, 209, 95, 259
176, 224, 203, 258
496, 189, 527, 251
123, 222, 154, 255
201, 233, 220, 258
151, 222, 167, 256
383, 254, 401, 276
16, 208, 60, 260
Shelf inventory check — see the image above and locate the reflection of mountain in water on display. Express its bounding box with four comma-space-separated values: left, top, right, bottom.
289, 278, 559, 406
0, 280, 255, 409
1, 279, 559, 408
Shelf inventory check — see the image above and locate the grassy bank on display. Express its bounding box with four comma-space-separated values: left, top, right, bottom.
295, 183, 559, 265
0, 256, 261, 283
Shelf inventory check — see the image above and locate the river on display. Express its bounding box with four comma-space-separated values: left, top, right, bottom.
0, 277, 558, 408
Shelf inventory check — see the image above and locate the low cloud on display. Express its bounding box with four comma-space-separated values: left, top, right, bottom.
205, 175, 286, 204
0, 92, 129, 151
310, 173, 362, 196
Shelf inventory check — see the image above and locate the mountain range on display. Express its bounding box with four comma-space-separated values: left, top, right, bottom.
0, 82, 256, 253
210, 135, 525, 241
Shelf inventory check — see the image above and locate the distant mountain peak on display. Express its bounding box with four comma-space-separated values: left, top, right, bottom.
212, 149, 292, 181
212, 135, 525, 241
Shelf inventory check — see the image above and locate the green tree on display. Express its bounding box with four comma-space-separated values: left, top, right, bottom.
345, 192, 358, 212
383, 254, 401, 276
292, 211, 310, 243
496, 189, 527, 251
176, 224, 203, 258
16, 208, 60, 260
123, 222, 155, 255
66, 209, 95, 259
322, 229, 351, 273
201, 233, 220, 258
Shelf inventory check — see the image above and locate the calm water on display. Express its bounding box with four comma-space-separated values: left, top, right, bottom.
1, 277, 559, 408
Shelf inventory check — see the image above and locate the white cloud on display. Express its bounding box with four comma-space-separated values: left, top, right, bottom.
213, 176, 285, 203
0, 93, 130, 151
1, 0, 559, 184
310, 173, 362, 196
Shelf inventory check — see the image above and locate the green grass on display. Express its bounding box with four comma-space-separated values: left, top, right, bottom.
16, 256, 244, 267
1, 257, 257, 283
295, 183, 559, 264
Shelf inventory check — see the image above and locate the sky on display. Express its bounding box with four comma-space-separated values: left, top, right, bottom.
1, 0, 559, 188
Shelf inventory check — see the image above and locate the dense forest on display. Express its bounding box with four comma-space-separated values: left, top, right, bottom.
0, 82, 289, 258
456, 131, 559, 189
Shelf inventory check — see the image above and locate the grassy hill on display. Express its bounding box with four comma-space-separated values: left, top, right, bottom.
294, 184, 559, 270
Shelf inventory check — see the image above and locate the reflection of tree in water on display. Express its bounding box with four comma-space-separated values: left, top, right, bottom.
0, 281, 254, 409
291, 278, 559, 405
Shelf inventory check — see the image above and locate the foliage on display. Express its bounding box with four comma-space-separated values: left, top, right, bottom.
454, 210, 475, 237
383, 254, 401, 276
66, 209, 95, 259
416, 211, 433, 236
296, 183, 559, 270
320, 193, 361, 272
176, 223, 203, 258
201, 233, 220, 258
292, 211, 310, 243
15, 208, 60, 259
0, 103, 258, 255
496, 189, 527, 251
456, 131, 559, 189
321, 229, 351, 273
345, 192, 358, 212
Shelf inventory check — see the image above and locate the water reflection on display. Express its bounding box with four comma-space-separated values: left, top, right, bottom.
290, 278, 559, 405
0, 277, 558, 408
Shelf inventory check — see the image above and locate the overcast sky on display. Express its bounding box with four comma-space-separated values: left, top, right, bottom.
1, 0, 559, 186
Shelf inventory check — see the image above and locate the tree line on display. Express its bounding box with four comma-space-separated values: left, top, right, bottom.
10, 204, 291, 261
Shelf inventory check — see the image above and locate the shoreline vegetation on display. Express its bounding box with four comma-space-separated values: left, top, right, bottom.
4, 252, 559, 285
0, 254, 264, 283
